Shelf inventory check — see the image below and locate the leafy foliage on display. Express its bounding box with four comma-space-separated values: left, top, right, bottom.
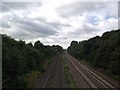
67, 29, 120, 79
2, 34, 63, 88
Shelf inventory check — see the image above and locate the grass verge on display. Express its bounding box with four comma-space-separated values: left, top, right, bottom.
23, 59, 51, 88
62, 55, 76, 88
23, 70, 41, 88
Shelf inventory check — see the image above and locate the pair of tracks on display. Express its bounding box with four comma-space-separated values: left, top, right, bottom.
34, 55, 67, 88
42, 59, 58, 88
41, 56, 65, 88
66, 53, 120, 89
33, 58, 59, 88
34, 53, 119, 89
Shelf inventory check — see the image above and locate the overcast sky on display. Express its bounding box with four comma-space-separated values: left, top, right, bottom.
0, 0, 119, 48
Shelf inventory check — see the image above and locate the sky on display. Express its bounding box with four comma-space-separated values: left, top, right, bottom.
0, 0, 119, 49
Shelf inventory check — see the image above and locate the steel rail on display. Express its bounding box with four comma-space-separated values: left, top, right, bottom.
68, 54, 119, 90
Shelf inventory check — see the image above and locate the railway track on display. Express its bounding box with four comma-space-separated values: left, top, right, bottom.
33, 55, 66, 88
71, 56, 120, 89
43, 59, 58, 88
66, 53, 120, 89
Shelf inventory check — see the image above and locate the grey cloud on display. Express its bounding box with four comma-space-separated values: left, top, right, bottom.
0, 16, 11, 28
2, 21, 11, 28
11, 29, 36, 40
68, 23, 99, 38
34, 17, 71, 30
1, 1, 117, 48
10, 22, 58, 40
4, 20, 58, 40
1, 2, 42, 12
47, 22, 71, 30
80, 23, 99, 34
34, 17, 47, 22
17, 19, 58, 36
1, 11, 58, 40
57, 2, 106, 17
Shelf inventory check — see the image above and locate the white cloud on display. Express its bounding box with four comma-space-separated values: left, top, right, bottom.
0, 1, 118, 49
96, 18, 118, 35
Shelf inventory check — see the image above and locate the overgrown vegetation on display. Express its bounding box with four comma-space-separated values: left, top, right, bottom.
67, 29, 120, 80
2, 34, 63, 88
62, 54, 75, 88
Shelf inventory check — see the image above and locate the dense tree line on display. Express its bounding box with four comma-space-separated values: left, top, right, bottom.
2, 34, 63, 88
67, 29, 120, 80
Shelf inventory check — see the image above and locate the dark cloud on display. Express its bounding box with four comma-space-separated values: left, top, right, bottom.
2, 13, 58, 40
11, 29, 36, 40
18, 20, 58, 36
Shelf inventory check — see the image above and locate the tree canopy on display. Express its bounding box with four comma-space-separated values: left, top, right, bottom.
2, 34, 63, 88
67, 29, 120, 80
